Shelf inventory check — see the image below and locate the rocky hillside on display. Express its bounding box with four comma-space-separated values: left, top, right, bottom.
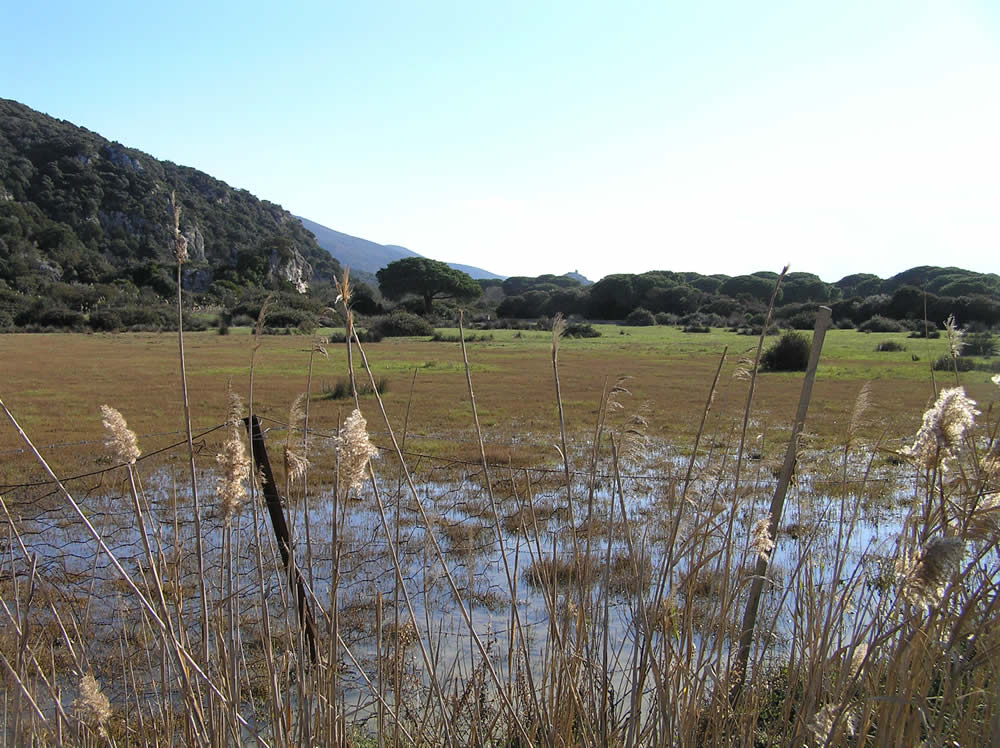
0, 98, 340, 321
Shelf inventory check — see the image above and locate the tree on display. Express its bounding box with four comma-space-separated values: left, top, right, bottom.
377, 257, 480, 314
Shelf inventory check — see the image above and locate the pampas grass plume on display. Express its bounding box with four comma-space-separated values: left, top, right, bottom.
336, 408, 378, 496
100, 404, 140, 464
900, 386, 979, 469
902, 536, 964, 608
74, 672, 112, 737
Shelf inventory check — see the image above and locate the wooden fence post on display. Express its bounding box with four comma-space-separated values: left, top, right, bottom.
244, 415, 318, 663
730, 306, 832, 703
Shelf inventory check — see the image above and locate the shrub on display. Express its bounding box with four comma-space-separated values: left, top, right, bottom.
875, 340, 906, 352
264, 308, 317, 330
654, 312, 679, 326
321, 376, 388, 400
761, 332, 810, 372
372, 311, 434, 337
88, 309, 122, 332
564, 323, 600, 338
623, 307, 656, 326
430, 332, 494, 343
785, 311, 817, 330
932, 354, 975, 372
119, 306, 171, 328
682, 324, 711, 333
964, 331, 997, 357
857, 315, 903, 333
907, 321, 940, 338
326, 328, 384, 343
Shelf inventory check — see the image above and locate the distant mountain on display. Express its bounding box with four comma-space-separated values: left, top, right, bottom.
298, 216, 503, 280
443, 262, 504, 281
296, 217, 418, 275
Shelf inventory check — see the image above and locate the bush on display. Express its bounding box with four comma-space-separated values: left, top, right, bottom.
430, 332, 494, 343
88, 309, 122, 332
682, 325, 711, 333
761, 332, 810, 372
326, 328, 384, 343
654, 312, 679, 326
932, 354, 975, 372
564, 323, 600, 338
372, 311, 434, 337
119, 306, 172, 328
875, 340, 906, 352
785, 311, 817, 330
623, 307, 656, 326
907, 321, 940, 338
857, 315, 903, 333
964, 331, 997, 357
321, 377, 389, 400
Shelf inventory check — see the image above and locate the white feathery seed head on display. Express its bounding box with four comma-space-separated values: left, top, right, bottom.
217, 395, 250, 522
750, 513, 775, 561
101, 405, 140, 464
336, 409, 378, 497
901, 536, 965, 609
807, 703, 856, 744
74, 672, 111, 737
900, 387, 979, 469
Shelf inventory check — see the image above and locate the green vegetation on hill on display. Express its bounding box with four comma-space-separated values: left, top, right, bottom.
0, 98, 340, 329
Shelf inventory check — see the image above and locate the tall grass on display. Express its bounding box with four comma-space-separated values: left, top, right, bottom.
1, 268, 998, 745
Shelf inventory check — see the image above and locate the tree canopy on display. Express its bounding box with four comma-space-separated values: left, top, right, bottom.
377, 257, 481, 314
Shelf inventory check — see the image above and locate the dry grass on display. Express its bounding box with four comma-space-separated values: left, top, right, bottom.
2, 328, 992, 484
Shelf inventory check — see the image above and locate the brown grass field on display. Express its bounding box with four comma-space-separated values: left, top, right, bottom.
0, 326, 995, 485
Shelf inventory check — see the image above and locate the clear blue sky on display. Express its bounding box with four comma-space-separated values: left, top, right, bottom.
3, 0, 997, 282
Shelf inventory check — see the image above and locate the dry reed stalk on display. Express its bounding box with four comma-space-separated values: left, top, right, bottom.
351, 326, 533, 747
169, 193, 210, 675
0, 397, 231, 744
731, 305, 831, 705
457, 311, 538, 728
300, 337, 328, 589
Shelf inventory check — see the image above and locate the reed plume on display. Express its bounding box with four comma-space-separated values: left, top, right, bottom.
336, 408, 378, 496
749, 512, 775, 561
215, 390, 250, 520
900, 386, 979, 469
901, 536, 964, 608
284, 393, 309, 484
100, 404, 140, 464
74, 672, 112, 738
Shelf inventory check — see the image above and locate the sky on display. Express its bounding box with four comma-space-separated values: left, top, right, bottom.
2, 0, 998, 283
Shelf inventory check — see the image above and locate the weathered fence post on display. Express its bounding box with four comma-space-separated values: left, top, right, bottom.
730, 306, 832, 703
244, 415, 318, 663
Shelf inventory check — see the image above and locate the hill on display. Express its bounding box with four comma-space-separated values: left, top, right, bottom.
298, 215, 503, 280
0, 98, 340, 314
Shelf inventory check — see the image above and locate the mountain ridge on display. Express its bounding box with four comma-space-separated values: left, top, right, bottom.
297, 215, 504, 280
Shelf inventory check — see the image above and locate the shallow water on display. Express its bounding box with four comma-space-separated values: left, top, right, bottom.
5, 440, 978, 730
